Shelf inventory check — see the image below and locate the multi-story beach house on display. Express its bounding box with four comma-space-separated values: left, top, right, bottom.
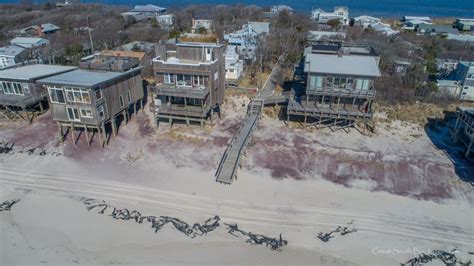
149, 40, 225, 127
37, 66, 144, 146
287, 43, 381, 132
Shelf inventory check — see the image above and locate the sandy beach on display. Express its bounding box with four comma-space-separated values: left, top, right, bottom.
0, 95, 473, 265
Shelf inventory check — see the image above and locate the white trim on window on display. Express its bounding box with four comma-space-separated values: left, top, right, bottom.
66, 106, 80, 121
119, 95, 124, 108
65, 87, 91, 103
127, 91, 132, 103
80, 107, 93, 118
48, 86, 66, 104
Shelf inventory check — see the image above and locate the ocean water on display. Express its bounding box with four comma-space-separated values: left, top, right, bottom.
1, 0, 474, 18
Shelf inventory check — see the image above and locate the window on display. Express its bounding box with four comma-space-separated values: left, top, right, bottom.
356, 79, 370, 90
95, 89, 102, 100
12, 83, 24, 95
467, 74, 474, 79
65, 87, 91, 103
119, 95, 124, 108
2, 82, 13, 94
206, 48, 212, 61
97, 105, 106, 120
347, 78, 354, 90
164, 73, 175, 84
127, 91, 132, 103
48, 87, 65, 104
193, 75, 204, 86
325, 77, 333, 88
80, 108, 93, 118
22, 83, 29, 94
176, 74, 192, 86
66, 107, 80, 121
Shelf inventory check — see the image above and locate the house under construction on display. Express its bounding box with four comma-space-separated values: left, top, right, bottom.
450, 106, 474, 157
287, 43, 381, 132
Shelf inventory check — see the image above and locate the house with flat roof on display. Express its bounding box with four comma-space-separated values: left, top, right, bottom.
437, 61, 474, 101
150, 40, 225, 127
224, 21, 271, 60
288, 43, 381, 132
121, 4, 167, 22
369, 22, 399, 36
0, 64, 77, 121
454, 18, 474, 31
417, 24, 459, 36
37, 67, 144, 146
307, 30, 346, 42
191, 19, 213, 34
224, 45, 244, 86
157, 14, 175, 28
0, 45, 28, 69
264, 5, 293, 19
353, 16, 381, 28
311, 7, 349, 26
10, 37, 49, 49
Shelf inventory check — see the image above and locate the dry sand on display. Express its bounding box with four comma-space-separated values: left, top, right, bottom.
0, 95, 473, 265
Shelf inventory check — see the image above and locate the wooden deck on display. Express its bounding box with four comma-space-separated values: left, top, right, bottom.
215, 54, 284, 184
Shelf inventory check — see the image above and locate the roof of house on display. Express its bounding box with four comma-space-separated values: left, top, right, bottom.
418, 24, 459, 34
403, 16, 431, 21
0, 45, 26, 57
100, 50, 146, 62
10, 37, 49, 46
132, 4, 166, 12
447, 34, 474, 43
247, 22, 270, 35
22, 23, 60, 33
0, 64, 77, 81
304, 53, 381, 77
354, 15, 380, 22
37, 68, 141, 88
437, 80, 459, 87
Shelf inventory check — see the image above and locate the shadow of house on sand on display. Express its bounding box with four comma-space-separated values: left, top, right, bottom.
424, 111, 474, 184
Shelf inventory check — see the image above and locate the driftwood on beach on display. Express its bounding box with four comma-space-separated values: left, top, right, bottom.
82, 198, 288, 251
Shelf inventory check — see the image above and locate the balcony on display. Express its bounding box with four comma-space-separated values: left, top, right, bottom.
151, 84, 209, 99
306, 86, 376, 99
155, 103, 211, 118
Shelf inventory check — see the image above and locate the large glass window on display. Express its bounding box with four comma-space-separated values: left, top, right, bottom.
193, 75, 204, 86
80, 108, 93, 118
22, 83, 29, 94
356, 79, 370, 90
176, 74, 192, 87
13, 83, 24, 95
164, 73, 175, 84
66, 107, 80, 121
2, 82, 13, 94
48, 87, 65, 104
65, 87, 91, 103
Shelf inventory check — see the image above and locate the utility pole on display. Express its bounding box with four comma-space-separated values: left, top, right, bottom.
86, 16, 94, 53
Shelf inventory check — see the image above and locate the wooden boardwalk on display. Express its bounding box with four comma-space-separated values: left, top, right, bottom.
215, 55, 284, 184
